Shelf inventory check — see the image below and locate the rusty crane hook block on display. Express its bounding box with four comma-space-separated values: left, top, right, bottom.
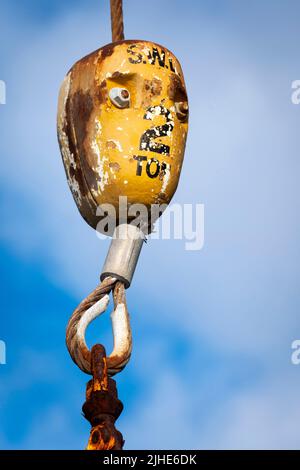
58, 0, 189, 450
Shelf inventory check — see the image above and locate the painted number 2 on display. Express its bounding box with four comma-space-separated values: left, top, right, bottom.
139, 105, 174, 156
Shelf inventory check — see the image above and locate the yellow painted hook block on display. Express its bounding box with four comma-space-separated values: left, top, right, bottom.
57, 40, 189, 234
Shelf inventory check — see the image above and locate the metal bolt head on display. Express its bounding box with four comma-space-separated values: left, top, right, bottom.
109, 87, 130, 108
175, 101, 189, 121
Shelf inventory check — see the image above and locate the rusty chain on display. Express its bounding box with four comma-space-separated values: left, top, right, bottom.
83, 344, 125, 450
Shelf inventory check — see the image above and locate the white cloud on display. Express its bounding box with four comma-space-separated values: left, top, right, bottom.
0, 349, 62, 403
120, 337, 300, 449
19, 405, 84, 450
205, 371, 300, 449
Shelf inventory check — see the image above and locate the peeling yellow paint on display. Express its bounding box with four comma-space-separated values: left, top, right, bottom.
57, 40, 188, 232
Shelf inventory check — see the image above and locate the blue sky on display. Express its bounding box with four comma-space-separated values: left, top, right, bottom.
1, 0, 300, 449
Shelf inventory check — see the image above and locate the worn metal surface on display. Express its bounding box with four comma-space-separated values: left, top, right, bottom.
57, 40, 189, 233
83, 344, 124, 450
66, 277, 132, 376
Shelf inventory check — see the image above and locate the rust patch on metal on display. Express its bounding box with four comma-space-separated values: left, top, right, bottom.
68, 90, 97, 188
66, 72, 107, 194
106, 140, 117, 150
63, 96, 89, 198
99, 79, 108, 98
159, 170, 165, 180
142, 78, 162, 108
101, 43, 117, 60
71, 91, 94, 145
156, 192, 168, 203
168, 74, 187, 102
109, 162, 121, 172
110, 71, 128, 80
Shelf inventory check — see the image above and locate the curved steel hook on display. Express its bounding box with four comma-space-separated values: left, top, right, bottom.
66, 278, 132, 376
